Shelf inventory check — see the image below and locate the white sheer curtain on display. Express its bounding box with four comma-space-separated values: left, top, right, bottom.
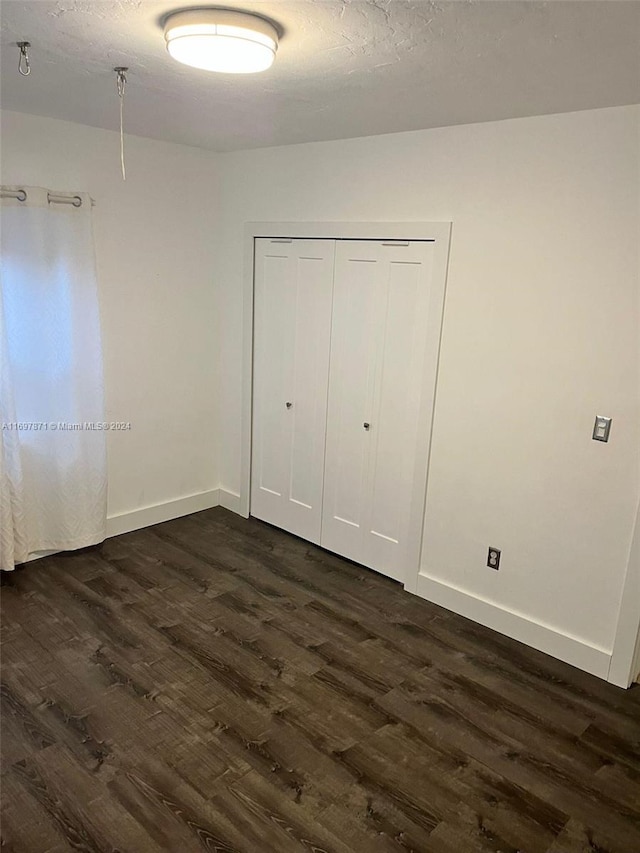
0, 187, 107, 570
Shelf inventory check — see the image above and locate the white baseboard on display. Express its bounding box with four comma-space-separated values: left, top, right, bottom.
106, 489, 222, 538
19, 488, 243, 564
415, 571, 612, 681
216, 488, 242, 515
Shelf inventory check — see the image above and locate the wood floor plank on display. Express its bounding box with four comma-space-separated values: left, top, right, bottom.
331, 721, 567, 853
0, 772, 69, 853
223, 769, 359, 853
2, 507, 639, 852
377, 678, 640, 851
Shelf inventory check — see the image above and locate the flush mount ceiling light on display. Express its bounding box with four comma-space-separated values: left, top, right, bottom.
164, 9, 278, 73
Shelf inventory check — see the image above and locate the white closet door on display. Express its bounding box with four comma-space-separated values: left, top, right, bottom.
251, 238, 335, 543
322, 240, 434, 581
320, 241, 382, 564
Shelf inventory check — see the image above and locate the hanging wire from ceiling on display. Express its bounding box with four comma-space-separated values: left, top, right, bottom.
114, 67, 128, 181
17, 41, 31, 76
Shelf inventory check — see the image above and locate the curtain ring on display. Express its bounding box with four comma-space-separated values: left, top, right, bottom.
17, 42, 31, 76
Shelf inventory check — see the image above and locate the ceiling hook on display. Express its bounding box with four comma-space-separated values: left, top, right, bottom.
17, 41, 31, 76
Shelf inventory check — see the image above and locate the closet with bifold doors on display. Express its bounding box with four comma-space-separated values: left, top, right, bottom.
251, 235, 438, 584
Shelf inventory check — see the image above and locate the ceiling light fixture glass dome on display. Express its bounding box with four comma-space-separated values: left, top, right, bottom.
164, 9, 278, 73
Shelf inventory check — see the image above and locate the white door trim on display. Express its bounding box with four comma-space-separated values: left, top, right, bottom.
608, 497, 640, 687
240, 222, 452, 588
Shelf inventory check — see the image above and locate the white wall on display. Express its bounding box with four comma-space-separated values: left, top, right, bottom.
215, 105, 640, 660
1, 110, 220, 524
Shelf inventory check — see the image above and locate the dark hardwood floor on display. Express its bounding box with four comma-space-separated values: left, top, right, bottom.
1, 507, 639, 853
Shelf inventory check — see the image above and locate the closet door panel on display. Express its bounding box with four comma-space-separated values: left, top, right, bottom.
363, 243, 434, 579
251, 239, 334, 544
289, 252, 334, 512
321, 244, 381, 562
253, 252, 295, 503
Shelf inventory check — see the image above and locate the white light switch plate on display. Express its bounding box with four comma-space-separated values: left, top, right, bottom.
592, 415, 612, 442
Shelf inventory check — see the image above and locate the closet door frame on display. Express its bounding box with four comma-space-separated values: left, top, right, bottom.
241, 221, 452, 590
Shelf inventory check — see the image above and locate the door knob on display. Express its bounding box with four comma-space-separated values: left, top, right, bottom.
286, 401, 293, 409
363, 422, 370, 430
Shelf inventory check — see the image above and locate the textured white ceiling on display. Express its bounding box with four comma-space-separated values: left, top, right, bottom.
1, 0, 639, 152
